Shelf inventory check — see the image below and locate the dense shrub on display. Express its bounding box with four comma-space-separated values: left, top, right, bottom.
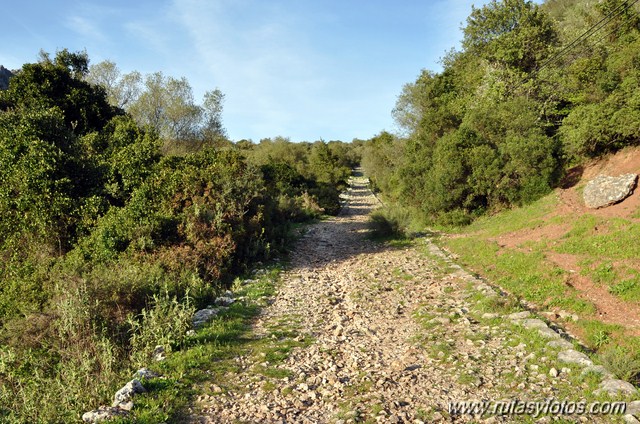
242, 137, 355, 215
0, 50, 355, 422
362, 0, 640, 225
368, 206, 413, 238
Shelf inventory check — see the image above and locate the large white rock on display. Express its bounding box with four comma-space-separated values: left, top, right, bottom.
595, 378, 637, 396
583, 174, 638, 209
192, 307, 221, 328
113, 379, 146, 405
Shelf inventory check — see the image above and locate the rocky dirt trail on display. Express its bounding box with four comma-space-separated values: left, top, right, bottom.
190, 172, 636, 423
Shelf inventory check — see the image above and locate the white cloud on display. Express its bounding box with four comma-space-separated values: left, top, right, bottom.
124, 20, 172, 55
171, 0, 329, 140
66, 15, 107, 43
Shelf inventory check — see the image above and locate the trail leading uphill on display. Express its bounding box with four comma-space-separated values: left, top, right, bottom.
190, 171, 629, 423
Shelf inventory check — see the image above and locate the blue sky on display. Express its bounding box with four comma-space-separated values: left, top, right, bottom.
3, 0, 491, 142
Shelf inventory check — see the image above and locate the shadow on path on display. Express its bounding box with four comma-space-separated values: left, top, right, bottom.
286, 172, 401, 271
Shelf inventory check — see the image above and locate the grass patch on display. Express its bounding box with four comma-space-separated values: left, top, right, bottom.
453, 193, 559, 236
581, 320, 623, 350
609, 276, 640, 301
392, 267, 414, 281
444, 237, 581, 312
438, 187, 640, 357
120, 263, 313, 423
590, 262, 617, 285
556, 216, 640, 260
599, 346, 640, 384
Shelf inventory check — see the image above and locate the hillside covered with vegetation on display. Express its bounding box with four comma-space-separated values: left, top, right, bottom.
0, 50, 357, 422
3, 0, 640, 420
358, 0, 640, 391
363, 0, 640, 226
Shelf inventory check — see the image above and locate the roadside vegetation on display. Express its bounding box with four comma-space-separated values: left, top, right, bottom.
0, 50, 357, 422
362, 0, 640, 226
440, 183, 640, 381
360, 0, 640, 386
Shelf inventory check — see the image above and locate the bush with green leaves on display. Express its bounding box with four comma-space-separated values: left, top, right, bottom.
0, 49, 354, 422
127, 291, 196, 364
243, 137, 355, 216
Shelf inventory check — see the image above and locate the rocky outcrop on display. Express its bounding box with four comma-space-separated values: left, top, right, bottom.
596, 378, 637, 396
192, 292, 236, 328
0, 66, 14, 90
583, 173, 638, 208
81, 406, 128, 423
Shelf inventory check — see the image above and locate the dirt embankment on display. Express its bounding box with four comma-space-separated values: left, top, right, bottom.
492, 146, 640, 335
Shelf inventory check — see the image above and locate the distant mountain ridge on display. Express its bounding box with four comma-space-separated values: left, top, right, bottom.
0, 65, 15, 90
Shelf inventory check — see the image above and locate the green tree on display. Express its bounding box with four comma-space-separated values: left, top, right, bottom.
462, 0, 557, 72
128, 72, 203, 141
0, 108, 74, 250
86, 60, 142, 109
0, 50, 120, 135
201, 88, 226, 140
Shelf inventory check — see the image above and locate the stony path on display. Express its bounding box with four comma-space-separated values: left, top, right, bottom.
190, 173, 631, 423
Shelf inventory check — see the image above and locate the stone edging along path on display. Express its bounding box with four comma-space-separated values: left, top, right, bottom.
423, 240, 637, 394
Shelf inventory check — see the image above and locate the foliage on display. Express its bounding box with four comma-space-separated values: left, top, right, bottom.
368, 207, 412, 239
127, 291, 196, 364
242, 136, 356, 216
1, 49, 120, 135
599, 345, 640, 383
0, 50, 355, 422
363, 0, 640, 225
463, 0, 557, 72
0, 107, 75, 250
360, 131, 404, 198
88, 62, 227, 148
85, 59, 142, 109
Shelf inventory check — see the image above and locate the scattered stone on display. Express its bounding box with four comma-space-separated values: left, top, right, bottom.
152, 345, 166, 362
623, 415, 640, 424
215, 296, 235, 307
430, 317, 451, 325
82, 406, 129, 423
193, 307, 221, 328
558, 349, 593, 367
507, 311, 531, 320
627, 400, 640, 416
547, 339, 573, 350
595, 379, 637, 396
117, 401, 134, 411
581, 365, 613, 379
185, 173, 628, 423
583, 173, 638, 209
557, 310, 579, 322
520, 318, 548, 330
537, 327, 561, 339
113, 379, 146, 405
135, 367, 160, 380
